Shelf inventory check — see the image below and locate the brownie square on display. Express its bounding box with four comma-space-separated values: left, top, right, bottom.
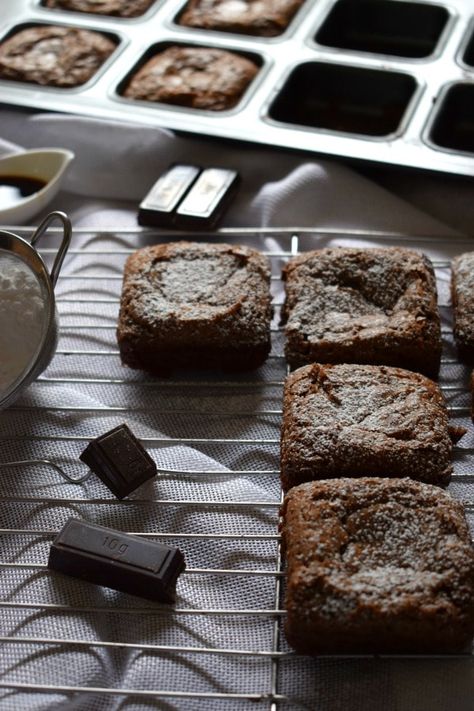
117, 242, 272, 373
0, 25, 116, 88
452, 252, 474, 360
178, 0, 305, 37
282, 247, 441, 378
43, 0, 156, 18
282, 477, 474, 654
471, 371, 474, 423
280, 363, 460, 492
122, 46, 259, 111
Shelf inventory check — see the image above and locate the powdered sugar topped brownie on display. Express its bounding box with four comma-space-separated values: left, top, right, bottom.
471, 370, 474, 423
280, 363, 462, 492
178, 0, 304, 37
117, 242, 272, 373
282, 478, 474, 654
0, 25, 116, 88
452, 252, 474, 360
43, 0, 156, 17
282, 247, 441, 378
122, 46, 259, 111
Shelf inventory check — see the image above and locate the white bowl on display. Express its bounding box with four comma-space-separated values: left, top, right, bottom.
0, 148, 74, 224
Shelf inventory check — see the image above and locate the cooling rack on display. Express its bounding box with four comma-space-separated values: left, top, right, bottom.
0, 226, 473, 711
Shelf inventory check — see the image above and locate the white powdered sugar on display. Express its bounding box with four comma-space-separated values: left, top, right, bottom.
284, 478, 474, 631
121, 243, 272, 345
0, 252, 46, 396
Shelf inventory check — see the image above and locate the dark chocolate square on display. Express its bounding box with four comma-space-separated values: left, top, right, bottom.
80, 423, 157, 498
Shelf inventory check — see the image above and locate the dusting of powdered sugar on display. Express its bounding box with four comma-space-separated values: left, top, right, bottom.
452, 252, 474, 298
136, 252, 245, 318
281, 363, 453, 486
452, 251, 474, 344
0, 252, 46, 396
120, 243, 272, 346
283, 247, 438, 342
284, 479, 474, 621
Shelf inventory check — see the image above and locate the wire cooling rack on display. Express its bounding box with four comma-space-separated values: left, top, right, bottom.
0, 227, 473, 711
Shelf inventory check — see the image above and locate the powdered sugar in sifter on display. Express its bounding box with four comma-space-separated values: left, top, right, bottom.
0, 210, 71, 409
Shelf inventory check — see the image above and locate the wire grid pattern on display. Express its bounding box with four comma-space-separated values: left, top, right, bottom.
0, 227, 473, 711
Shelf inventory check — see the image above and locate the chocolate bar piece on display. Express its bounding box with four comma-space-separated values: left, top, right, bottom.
175, 167, 240, 229
80, 423, 157, 499
138, 164, 200, 227
138, 164, 239, 230
48, 518, 185, 603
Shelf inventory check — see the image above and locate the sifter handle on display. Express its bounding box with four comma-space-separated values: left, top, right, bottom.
30, 211, 72, 288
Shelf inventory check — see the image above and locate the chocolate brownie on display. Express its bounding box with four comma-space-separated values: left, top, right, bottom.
280, 363, 462, 492
122, 46, 259, 111
282, 247, 441, 378
0, 25, 116, 88
117, 242, 272, 373
178, 0, 304, 37
43, 0, 156, 17
471, 370, 474, 423
281, 478, 474, 654
452, 252, 474, 360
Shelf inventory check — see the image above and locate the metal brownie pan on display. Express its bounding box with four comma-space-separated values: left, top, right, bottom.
0, 0, 474, 176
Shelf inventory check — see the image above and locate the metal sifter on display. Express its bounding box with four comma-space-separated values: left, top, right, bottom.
0, 210, 71, 409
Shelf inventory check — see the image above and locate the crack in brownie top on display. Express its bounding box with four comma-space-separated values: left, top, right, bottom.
119, 241, 271, 339
286, 364, 448, 446
282, 247, 441, 376
147, 253, 245, 308
0, 26, 116, 87
283, 247, 436, 339
280, 363, 459, 490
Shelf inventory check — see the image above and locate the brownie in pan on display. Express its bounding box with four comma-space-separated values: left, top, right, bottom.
122, 46, 259, 111
117, 242, 272, 374
451, 252, 474, 360
0, 25, 116, 88
281, 477, 474, 654
282, 247, 441, 378
43, 0, 156, 17
178, 0, 305, 37
280, 363, 463, 492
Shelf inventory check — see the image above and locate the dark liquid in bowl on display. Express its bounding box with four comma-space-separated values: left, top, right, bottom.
0, 175, 46, 209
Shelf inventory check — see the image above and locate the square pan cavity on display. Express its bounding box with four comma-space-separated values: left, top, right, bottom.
460, 24, 474, 68
268, 61, 418, 138
314, 0, 450, 59
428, 83, 474, 154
